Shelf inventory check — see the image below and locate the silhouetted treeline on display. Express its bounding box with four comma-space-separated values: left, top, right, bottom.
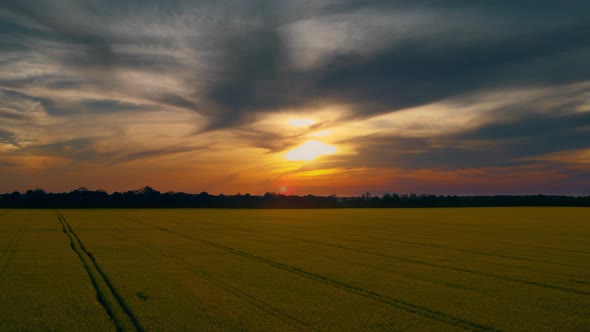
1, 187, 589, 208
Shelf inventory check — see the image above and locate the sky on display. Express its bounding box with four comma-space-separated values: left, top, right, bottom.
1, 1, 589, 196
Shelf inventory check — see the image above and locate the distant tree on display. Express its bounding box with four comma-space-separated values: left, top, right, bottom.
1, 187, 589, 208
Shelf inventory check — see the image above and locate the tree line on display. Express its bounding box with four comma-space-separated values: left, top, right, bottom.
1, 186, 589, 208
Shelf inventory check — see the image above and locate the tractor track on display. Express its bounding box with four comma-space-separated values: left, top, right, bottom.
137, 240, 314, 331
118, 215, 499, 332
122, 214, 588, 295
57, 211, 143, 332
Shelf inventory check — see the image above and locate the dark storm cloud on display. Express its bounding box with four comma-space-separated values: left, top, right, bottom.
454, 110, 590, 163
0, 74, 91, 92
151, 94, 199, 112
63, 51, 184, 73
205, 25, 284, 129
201, 1, 590, 128
83, 99, 143, 113
320, 25, 589, 105
15, 138, 99, 161
0, 0, 185, 90
1, 90, 66, 117
2, 0, 589, 125
332, 135, 507, 170
17, 137, 205, 164
0, 0, 115, 65
460, 111, 590, 142
334, 98, 590, 170
0, 110, 27, 121
0, 129, 17, 144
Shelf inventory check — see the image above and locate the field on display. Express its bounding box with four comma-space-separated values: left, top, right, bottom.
0, 208, 588, 331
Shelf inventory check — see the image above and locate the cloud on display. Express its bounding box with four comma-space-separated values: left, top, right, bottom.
0, 0, 115, 66
198, 1, 590, 129
1, 0, 589, 193
2, 0, 589, 128
328, 83, 590, 171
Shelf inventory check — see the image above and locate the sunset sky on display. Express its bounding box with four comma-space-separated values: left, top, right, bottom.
1, 1, 589, 196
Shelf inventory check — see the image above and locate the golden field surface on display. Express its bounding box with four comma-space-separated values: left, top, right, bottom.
0, 208, 588, 331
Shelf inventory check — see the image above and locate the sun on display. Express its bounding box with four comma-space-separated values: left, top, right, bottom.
285, 140, 337, 161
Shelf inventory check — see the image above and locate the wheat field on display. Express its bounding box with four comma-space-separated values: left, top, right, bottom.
0, 208, 588, 331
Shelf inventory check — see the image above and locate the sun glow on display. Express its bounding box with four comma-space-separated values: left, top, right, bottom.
285, 140, 337, 161
288, 118, 315, 127
309, 130, 331, 137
